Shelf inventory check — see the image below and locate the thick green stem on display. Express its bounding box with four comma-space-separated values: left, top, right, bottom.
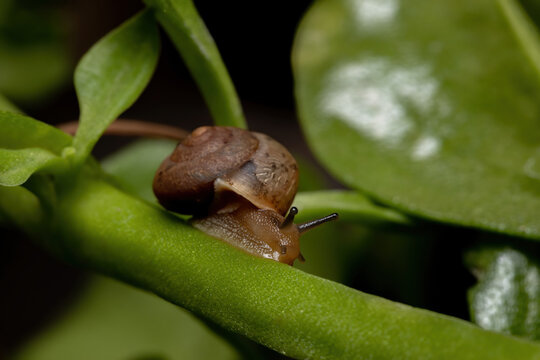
2, 170, 540, 359
144, 0, 246, 129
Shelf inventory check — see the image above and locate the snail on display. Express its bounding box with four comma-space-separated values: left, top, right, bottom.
60, 120, 338, 265
152, 126, 338, 265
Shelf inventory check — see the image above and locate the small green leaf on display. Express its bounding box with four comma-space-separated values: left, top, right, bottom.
467, 246, 540, 340
0, 111, 71, 152
0, 148, 64, 186
293, 190, 410, 225
293, 0, 540, 239
73, 10, 160, 162
144, 0, 246, 128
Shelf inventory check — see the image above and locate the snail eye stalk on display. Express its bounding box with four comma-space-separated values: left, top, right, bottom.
298, 213, 339, 234
281, 206, 298, 228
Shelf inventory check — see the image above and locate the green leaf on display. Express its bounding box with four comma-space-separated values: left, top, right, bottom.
0, 93, 21, 113
13, 275, 240, 360
73, 10, 160, 163
0, 112, 70, 191
293, 0, 540, 239
466, 246, 540, 341
143, 0, 246, 128
2, 171, 540, 359
295, 155, 329, 191
0, 41, 71, 104
102, 139, 176, 203
0, 111, 71, 152
0, 148, 65, 186
294, 221, 370, 283
293, 190, 410, 225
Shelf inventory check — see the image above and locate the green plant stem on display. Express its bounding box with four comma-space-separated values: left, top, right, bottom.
143, 0, 246, 129
2, 171, 540, 359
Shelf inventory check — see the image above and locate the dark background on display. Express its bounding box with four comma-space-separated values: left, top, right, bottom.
1, 1, 476, 358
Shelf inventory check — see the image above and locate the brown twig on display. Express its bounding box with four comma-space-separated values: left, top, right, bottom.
58, 119, 189, 141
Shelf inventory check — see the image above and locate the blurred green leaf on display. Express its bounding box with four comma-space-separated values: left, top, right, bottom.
0, 148, 64, 186
293, 0, 540, 240
293, 190, 410, 225
521, 0, 540, 28
0, 0, 71, 104
73, 10, 160, 163
466, 246, 540, 340
295, 155, 328, 191
0, 93, 20, 113
14, 275, 239, 360
0, 42, 70, 103
294, 221, 369, 283
102, 139, 176, 203
0, 111, 71, 152
143, 0, 246, 128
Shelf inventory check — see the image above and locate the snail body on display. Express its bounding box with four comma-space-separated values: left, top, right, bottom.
192, 198, 301, 264
153, 126, 336, 265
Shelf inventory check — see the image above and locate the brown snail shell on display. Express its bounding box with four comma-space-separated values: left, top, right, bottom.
153, 126, 298, 216
215, 132, 298, 216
